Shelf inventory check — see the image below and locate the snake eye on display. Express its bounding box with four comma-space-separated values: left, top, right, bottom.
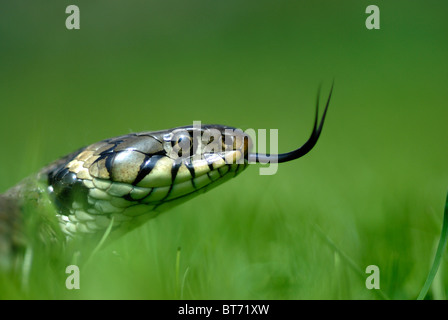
171, 134, 193, 157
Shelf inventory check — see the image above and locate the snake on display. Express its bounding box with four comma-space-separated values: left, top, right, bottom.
0, 86, 333, 271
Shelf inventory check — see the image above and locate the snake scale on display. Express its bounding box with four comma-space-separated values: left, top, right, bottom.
0, 86, 333, 271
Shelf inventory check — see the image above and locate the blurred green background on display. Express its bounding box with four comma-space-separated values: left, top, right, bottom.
1, 0, 447, 299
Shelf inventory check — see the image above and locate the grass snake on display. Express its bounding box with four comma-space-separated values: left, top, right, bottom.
0, 86, 333, 271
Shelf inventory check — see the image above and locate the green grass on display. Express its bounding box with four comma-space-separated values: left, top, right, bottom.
1, 169, 447, 299
418, 192, 448, 300
1, 0, 448, 300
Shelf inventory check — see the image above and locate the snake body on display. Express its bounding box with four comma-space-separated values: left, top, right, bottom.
0, 86, 333, 270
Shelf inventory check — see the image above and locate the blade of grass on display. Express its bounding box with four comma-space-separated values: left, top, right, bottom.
313, 223, 390, 300
175, 247, 181, 299
417, 191, 448, 300
84, 216, 115, 267
20, 247, 33, 293
181, 266, 190, 300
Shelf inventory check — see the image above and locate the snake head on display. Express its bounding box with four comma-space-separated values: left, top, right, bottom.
46, 124, 253, 239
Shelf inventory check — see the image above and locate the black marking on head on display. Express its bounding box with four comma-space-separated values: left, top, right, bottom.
133, 154, 165, 186
160, 160, 182, 201
92, 139, 123, 177
134, 149, 167, 157
185, 160, 196, 179
171, 160, 182, 183
184, 160, 198, 189
99, 139, 125, 155
105, 152, 116, 175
